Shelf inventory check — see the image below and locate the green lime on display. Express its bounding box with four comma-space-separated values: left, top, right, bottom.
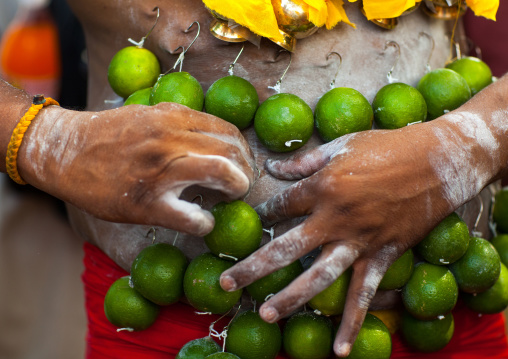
493, 188, 508, 234
345, 313, 392, 359
462, 262, 508, 314
282, 311, 333, 359
205, 353, 241, 359
372, 82, 427, 129
400, 310, 454, 353
107, 46, 161, 99
417, 68, 471, 120
176, 337, 221, 359
226, 310, 281, 359
254, 93, 314, 152
104, 276, 159, 331
308, 267, 352, 316
445, 56, 493, 95
124, 87, 152, 106
378, 249, 414, 290
491, 234, 508, 267
150, 71, 204, 111
183, 253, 243, 314
204, 75, 259, 130
204, 201, 263, 261
130, 242, 188, 305
246, 260, 303, 303
402, 262, 458, 320
415, 212, 470, 265
449, 236, 501, 293
314, 87, 373, 142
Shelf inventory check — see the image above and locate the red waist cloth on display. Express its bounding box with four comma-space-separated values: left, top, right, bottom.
83, 242, 508, 358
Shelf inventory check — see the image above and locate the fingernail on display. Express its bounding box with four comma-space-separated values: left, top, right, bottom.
335, 343, 351, 357
220, 275, 237, 292
260, 306, 279, 322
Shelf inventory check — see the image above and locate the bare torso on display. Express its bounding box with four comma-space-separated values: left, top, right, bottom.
66, 0, 454, 272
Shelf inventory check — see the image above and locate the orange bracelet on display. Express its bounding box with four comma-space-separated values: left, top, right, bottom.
6, 94, 59, 185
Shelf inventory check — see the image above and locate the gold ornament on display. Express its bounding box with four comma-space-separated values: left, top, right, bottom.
271, 0, 318, 39
361, 7, 399, 30
422, 0, 468, 20
269, 28, 297, 52
209, 18, 247, 42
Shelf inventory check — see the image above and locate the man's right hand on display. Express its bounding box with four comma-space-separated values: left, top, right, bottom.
17, 102, 256, 236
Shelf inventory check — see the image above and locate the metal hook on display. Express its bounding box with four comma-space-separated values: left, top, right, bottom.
168, 21, 201, 72
326, 51, 342, 89
419, 32, 435, 73
489, 186, 498, 237
384, 40, 400, 83
145, 227, 157, 244
191, 194, 204, 207
268, 50, 292, 93
472, 195, 484, 237
184, 21, 201, 53
128, 7, 160, 48
228, 44, 245, 76
453, 40, 462, 61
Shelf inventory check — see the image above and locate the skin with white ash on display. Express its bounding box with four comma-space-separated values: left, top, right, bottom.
15, 0, 508, 356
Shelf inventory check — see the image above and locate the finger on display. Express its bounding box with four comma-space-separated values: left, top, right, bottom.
221, 219, 321, 292
265, 134, 357, 180
254, 177, 315, 225
258, 242, 359, 323
333, 259, 385, 357
185, 130, 256, 185
149, 193, 215, 236
170, 155, 250, 199
153, 102, 256, 180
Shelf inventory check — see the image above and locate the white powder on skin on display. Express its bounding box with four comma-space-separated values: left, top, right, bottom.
161, 191, 214, 235
430, 111, 503, 210
23, 109, 86, 183
186, 153, 250, 196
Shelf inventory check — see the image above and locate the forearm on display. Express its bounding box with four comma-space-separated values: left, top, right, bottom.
432, 73, 508, 210
0, 79, 34, 172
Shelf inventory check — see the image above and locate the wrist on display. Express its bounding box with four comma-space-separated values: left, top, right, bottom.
0, 81, 33, 172
16, 105, 67, 189
431, 111, 503, 210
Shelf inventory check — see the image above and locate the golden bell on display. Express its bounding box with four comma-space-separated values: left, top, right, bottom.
271, 0, 318, 39
269, 28, 297, 52
422, 0, 468, 19
209, 18, 247, 42
360, 7, 398, 30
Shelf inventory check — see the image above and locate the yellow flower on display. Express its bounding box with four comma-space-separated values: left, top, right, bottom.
356, 0, 419, 20
359, 0, 499, 20
466, 0, 499, 20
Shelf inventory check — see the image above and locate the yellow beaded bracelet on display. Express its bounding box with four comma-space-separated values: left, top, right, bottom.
6, 94, 59, 185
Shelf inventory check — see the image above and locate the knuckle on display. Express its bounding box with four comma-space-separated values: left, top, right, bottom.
310, 262, 340, 285
354, 286, 377, 311
270, 235, 304, 266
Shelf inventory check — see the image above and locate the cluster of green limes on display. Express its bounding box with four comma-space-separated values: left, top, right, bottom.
417, 56, 492, 120
103, 200, 263, 333
397, 211, 508, 353
371, 56, 492, 129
